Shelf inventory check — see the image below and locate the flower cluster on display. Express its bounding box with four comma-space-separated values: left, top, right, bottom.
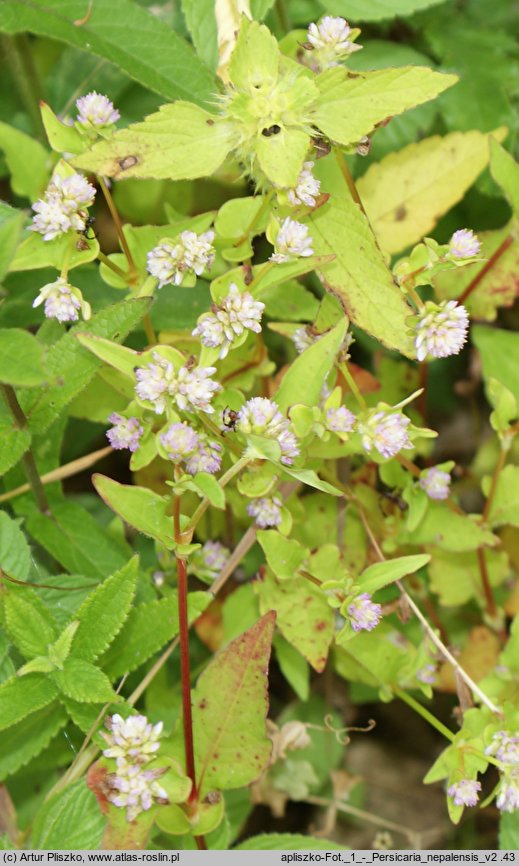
247, 496, 283, 528
270, 218, 314, 263
325, 406, 356, 434
414, 300, 469, 362
32, 172, 96, 241
146, 230, 215, 288
192, 283, 265, 359
159, 421, 222, 474
496, 771, 519, 813
102, 714, 168, 822
419, 467, 451, 500
486, 731, 519, 812
448, 229, 481, 260
447, 779, 481, 808
135, 353, 220, 415
307, 16, 362, 70
106, 414, 144, 452
32, 277, 91, 323
76, 91, 120, 128
359, 409, 412, 459
287, 161, 321, 208
486, 731, 519, 765
347, 593, 382, 632
200, 540, 230, 577
236, 397, 300, 465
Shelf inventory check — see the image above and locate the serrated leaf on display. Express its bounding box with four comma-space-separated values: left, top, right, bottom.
312, 66, 457, 148
256, 572, 333, 673
52, 658, 120, 703
275, 319, 347, 413
307, 196, 414, 356
0, 420, 30, 477
321, 0, 447, 20
19, 298, 151, 434
0, 121, 49, 200
101, 592, 209, 679
0, 329, 48, 387
0, 202, 25, 281
0, 703, 67, 781
74, 103, 236, 181
71, 556, 138, 663
93, 474, 175, 548
359, 554, 430, 594
0, 511, 31, 581
192, 612, 275, 795
0, 0, 216, 107
26, 501, 130, 580
0, 674, 58, 732
490, 138, 519, 214
257, 530, 308, 580
358, 129, 505, 255
31, 780, 106, 850
236, 832, 345, 849
4, 592, 57, 660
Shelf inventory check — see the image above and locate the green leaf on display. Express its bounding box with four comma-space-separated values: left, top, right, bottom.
307, 195, 414, 356
236, 832, 345, 850
48, 622, 79, 668
74, 334, 138, 378
0, 329, 48, 387
473, 325, 519, 405
358, 129, 504, 255
52, 657, 119, 703
0, 121, 49, 200
31, 780, 105, 850
483, 465, 519, 529
93, 475, 174, 548
499, 812, 519, 850
40, 102, 85, 155
0, 511, 31, 580
101, 592, 209, 679
26, 501, 130, 580
10, 230, 99, 272
273, 635, 309, 702
282, 468, 343, 497
1, 0, 216, 107
74, 103, 236, 181
228, 17, 279, 91
20, 298, 151, 434
192, 612, 275, 795
275, 319, 347, 413
191, 472, 226, 510
0, 416, 31, 477
321, 0, 447, 19
397, 502, 497, 552
181, 0, 218, 71
0, 202, 25, 281
71, 556, 139, 663
257, 530, 308, 580
256, 572, 334, 673
359, 554, 430, 594
4, 592, 57, 659
0, 703, 67, 781
312, 66, 457, 148
256, 127, 311, 188
490, 138, 519, 214
429, 548, 509, 607
488, 378, 518, 436
0, 674, 58, 732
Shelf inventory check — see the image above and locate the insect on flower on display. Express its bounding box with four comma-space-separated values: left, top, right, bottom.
76, 214, 97, 250
222, 406, 239, 432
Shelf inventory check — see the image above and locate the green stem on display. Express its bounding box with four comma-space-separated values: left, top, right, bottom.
1, 384, 49, 514
247, 260, 275, 295
394, 688, 455, 742
97, 250, 129, 280
1, 35, 45, 141
274, 0, 291, 33
98, 177, 137, 278
234, 191, 274, 248
338, 360, 367, 409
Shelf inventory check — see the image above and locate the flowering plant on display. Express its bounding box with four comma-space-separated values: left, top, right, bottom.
0, 0, 519, 853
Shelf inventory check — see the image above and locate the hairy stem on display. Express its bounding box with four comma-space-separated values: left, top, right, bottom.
458, 232, 515, 305
1, 384, 49, 513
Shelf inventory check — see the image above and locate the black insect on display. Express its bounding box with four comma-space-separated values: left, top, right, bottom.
222, 407, 239, 432
262, 124, 281, 137
76, 215, 97, 250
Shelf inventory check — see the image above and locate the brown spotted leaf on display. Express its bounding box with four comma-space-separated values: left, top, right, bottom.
192, 612, 275, 796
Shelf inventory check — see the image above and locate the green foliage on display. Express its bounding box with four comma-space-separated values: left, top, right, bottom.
0, 329, 48, 387
0, 511, 31, 580
31, 781, 106, 850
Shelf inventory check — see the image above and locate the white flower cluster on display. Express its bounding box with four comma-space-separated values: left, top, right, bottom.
247, 496, 283, 528
270, 218, 314, 263
193, 283, 265, 359
32, 172, 96, 241
147, 230, 215, 288
307, 16, 362, 69
449, 229, 481, 260
32, 277, 91, 323
135, 353, 220, 415
76, 91, 120, 128
486, 731, 519, 813
159, 421, 222, 474
447, 779, 481, 808
236, 397, 300, 465
287, 161, 321, 208
419, 467, 451, 500
414, 300, 469, 362
102, 714, 168, 822
359, 410, 412, 460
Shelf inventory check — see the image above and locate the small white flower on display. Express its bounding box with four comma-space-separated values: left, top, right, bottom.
102, 714, 163, 763
185, 438, 222, 475
31, 172, 96, 241
292, 326, 318, 354
270, 218, 314, 263
159, 422, 200, 462
326, 406, 355, 434
107, 414, 143, 452
307, 16, 362, 68
496, 771, 519, 812
147, 230, 215, 288
359, 410, 412, 459
109, 759, 168, 822
247, 496, 283, 528
419, 467, 451, 500
347, 593, 382, 632
414, 300, 469, 362
201, 540, 230, 576
32, 277, 90, 323
192, 283, 264, 359
287, 161, 321, 208
448, 779, 481, 807
135, 353, 220, 415
416, 664, 436, 685
237, 397, 300, 465
175, 364, 221, 415
486, 731, 519, 766
449, 229, 481, 259
135, 353, 171, 414
76, 91, 120, 128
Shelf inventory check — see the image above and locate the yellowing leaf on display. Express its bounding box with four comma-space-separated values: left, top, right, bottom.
73, 103, 238, 181
358, 129, 506, 254
312, 66, 457, 149
307, 196, 414, 356
255, 127, 310, 187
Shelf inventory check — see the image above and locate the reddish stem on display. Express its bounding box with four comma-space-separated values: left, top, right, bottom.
176, 555, 197, 801
458, 233, 514, 304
